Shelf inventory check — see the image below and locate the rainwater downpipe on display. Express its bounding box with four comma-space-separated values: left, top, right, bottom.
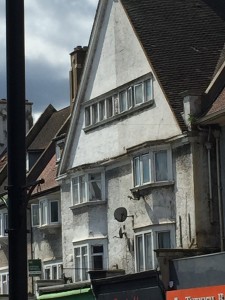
205, 137, 214, 224
213, 129, 224, 251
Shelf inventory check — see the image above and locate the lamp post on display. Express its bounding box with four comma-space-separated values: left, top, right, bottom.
6, 0, 27, 299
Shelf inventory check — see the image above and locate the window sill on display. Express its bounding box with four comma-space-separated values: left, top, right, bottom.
130, 181, 175, 199
38, 224, 61, 230
84, 100, 154, 132
70, 200, 107, 210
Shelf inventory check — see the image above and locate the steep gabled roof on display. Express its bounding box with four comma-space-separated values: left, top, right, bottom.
29, 106, 70, 151
121, 0, 225, 130
0, 105, 70, 196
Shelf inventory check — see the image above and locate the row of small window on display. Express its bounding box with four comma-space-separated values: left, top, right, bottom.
31, 200, 60, 227
85, 78, 153, 127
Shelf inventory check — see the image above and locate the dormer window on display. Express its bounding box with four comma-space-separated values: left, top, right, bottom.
56, 139, 65, 163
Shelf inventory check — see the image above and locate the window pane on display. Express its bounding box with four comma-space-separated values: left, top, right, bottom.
89, 173, 102, 201
142, 154, 150, 183
72, 178, 79, 205
80, 175, 86, 203
75, 248, 81, 282
127, 87, 133, 109
0, 215, 2, 236
158, 231, 171, 248
155, 151, 168, 181
52, 266, 57, 279
145, 233, 153, 270
145, 79, 152, 101
106, 97, 113, 117
133, 157, 140, 186
4, 214, 8, 236
82, 246, 88, 281
134, 83, 143, 105
31, 204, 39, 227
85, 107, 91, 126
41, 201, 48, 225
45, 268, 50, 280
50, 201, 58, 223
92, 245, 103, 270
99, 100, 106, 121
136, 235, 144, 272
92, 103, 98, 124
119, 91, 127, 113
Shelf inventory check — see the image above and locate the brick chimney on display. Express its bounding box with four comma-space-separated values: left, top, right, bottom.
0, 98, 33, 155
69, 46, 88, 111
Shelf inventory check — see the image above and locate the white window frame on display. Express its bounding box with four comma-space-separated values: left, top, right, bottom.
56, 139, 65, 162
0, 271, 9, 295
74, 244, 89, 282
134, 225, 174, 272
44, 262, 62, 280
73, 240, 107, 283
133, 146, 172, 187
0, 210, 8, 237
31, 199, 60, 227
84, 75, 153, 128
71, 171, 105, 206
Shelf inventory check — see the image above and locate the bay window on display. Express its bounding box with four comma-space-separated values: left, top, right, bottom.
135, 226, 173, 272
31, 199, 60, 227
71, 171, 104, 206
74, 242, 105, 282
44, 262, 62, 280
133, 147, 172, 187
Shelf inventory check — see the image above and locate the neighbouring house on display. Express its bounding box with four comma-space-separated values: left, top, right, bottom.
57, 0, 225, 297
0, 104, 70, 296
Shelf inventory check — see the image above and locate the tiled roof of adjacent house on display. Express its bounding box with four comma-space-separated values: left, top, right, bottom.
32, 154, 58, 195
121, 0, 225, 130
29, 106, 70, 150
206, 87, 225, 115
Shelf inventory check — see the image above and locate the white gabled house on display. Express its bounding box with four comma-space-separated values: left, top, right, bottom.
58, 0, 225, 288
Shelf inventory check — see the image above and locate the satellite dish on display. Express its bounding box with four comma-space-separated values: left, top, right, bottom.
114, 207, 128, 222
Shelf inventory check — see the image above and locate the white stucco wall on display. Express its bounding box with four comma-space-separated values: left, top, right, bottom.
68, 0, 181, 170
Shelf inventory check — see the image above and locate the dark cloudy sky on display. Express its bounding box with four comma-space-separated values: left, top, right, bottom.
0, 0, 98, 121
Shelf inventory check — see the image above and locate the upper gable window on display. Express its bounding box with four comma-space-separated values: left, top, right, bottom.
84, 74, 153, 129
56, 139, 65, 163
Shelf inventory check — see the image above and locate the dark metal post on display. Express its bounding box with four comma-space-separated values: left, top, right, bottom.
6, 0, 27, 299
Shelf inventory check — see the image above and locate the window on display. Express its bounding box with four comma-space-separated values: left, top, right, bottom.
74, 242, 105, 282
91, 245, 103, 270
0, 272, 9, 294
135, 227, 172, 272
44, 263, 62, 280
84, 75, 153, 128
31, 200, 60, 227
71, 172, 104, 206
56, 139, 65, 162
74, 245, 88, 282
0, 211, 8, 237
133, 148, 172, 187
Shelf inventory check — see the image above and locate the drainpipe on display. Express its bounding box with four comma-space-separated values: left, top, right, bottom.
205, 138, 214, 224
213, 129, 224, 251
